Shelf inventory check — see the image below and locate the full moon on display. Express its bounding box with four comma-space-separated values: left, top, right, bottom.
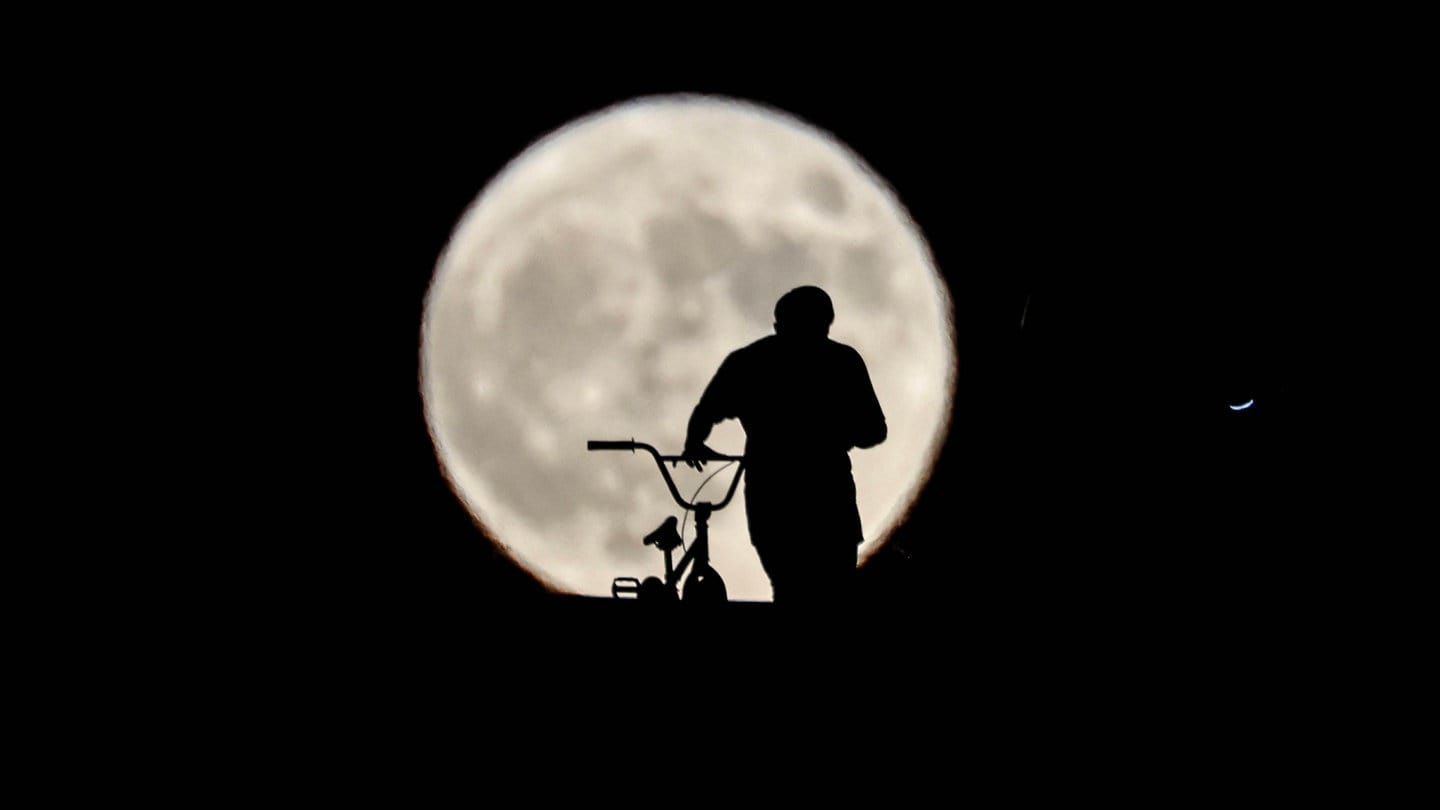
421, 96, 955, 600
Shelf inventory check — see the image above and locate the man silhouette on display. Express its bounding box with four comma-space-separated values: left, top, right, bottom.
683, 286, 886, 605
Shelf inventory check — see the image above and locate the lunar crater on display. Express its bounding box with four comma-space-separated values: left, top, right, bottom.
801, 168, 848, 216
644, 209, 746, 287
840, 244, 896, 310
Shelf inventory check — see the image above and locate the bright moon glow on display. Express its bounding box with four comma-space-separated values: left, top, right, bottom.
421, 96, 956, 600
1230, 399, 1255, 411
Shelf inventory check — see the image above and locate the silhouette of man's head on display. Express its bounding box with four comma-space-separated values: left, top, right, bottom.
774, 286, 834, 338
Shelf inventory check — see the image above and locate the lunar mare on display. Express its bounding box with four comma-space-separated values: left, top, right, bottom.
422, 96, 955, 600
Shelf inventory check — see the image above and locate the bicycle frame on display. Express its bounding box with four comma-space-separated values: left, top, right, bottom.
587, 439, 746, 601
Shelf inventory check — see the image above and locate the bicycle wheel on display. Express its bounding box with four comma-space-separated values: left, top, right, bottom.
681, 565, 728, 603
638, 576, 677, 602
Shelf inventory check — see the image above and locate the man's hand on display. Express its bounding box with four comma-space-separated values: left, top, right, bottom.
682, 441, 722, 471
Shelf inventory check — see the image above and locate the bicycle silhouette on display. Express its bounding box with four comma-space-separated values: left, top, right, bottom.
587, 439, 745, 603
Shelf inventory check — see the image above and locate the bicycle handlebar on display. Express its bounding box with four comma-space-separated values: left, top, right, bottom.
586, 439, 745, 511
586, 440, 637, 451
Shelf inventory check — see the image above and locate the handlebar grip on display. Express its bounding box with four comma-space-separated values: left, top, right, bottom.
587, 440, 636, 451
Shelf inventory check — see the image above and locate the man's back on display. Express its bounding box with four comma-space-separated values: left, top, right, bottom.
692, 334, 886, 470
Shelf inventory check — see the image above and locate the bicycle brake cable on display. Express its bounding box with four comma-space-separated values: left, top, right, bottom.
679, 460, 735, 548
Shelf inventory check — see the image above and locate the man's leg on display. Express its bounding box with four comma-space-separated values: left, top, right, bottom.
745, 471, 863, 607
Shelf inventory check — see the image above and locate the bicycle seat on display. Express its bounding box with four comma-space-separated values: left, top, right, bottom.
642, 516, 683, 552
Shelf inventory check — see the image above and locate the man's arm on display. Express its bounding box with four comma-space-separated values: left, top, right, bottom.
684, 354, 738, 469
850, 351, 887, 449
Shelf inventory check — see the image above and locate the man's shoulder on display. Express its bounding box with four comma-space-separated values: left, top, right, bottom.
824, 338, 866, 364
728, 334, 780, 360
727, 335, 866, 368
734, 335, 863, 355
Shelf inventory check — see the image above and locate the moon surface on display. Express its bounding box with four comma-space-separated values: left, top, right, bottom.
1230, 399, 1255, 411
421, 96, 955, 600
